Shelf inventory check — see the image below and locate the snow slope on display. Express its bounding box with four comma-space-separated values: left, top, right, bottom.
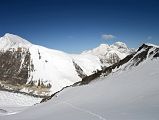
0, 91, 41, 107
0, 91, 41, 116
2, 46, 159, 120
27, 45, 81, 95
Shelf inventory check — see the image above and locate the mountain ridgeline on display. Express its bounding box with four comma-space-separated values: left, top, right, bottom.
0, 33, 158, 99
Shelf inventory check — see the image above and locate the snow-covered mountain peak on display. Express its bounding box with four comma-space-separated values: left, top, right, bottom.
137, 43, 159, 52
112, 41, 128, 49
82, 42, 134, 66
98, 43, 109, 48
115, 43, 159, 71
92, 43, 110, 55
0, 33, 32, 51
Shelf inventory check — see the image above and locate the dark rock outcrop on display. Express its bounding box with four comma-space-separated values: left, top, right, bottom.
0, 48, 30, 85
73, 61, 87, 79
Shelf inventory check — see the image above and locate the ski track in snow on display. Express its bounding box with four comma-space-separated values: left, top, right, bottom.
63, 101, 107, 120
1, 111, 19, 116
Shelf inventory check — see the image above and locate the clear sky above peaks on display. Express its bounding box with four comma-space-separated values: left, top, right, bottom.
0, 0, 159, 53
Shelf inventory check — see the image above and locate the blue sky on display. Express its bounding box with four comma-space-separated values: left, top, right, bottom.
0, 0, 159, 53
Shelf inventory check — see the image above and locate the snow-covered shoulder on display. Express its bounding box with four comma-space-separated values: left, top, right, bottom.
145, 43, 159, 48
70, 54, 102, 75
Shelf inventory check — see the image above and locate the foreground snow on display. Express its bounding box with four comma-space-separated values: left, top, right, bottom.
2, 57, 159, 120
0, 91, 41, 116
0, 91, 41, 107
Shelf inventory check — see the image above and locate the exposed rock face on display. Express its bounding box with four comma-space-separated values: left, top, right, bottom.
0, 48, 30, 85
105, 52, 120, 64
132, 44, 152, 66
72, 61, 87, 79
0, 48, 52, 98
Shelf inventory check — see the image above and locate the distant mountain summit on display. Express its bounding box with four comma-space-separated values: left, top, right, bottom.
82, 42, 135, 66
